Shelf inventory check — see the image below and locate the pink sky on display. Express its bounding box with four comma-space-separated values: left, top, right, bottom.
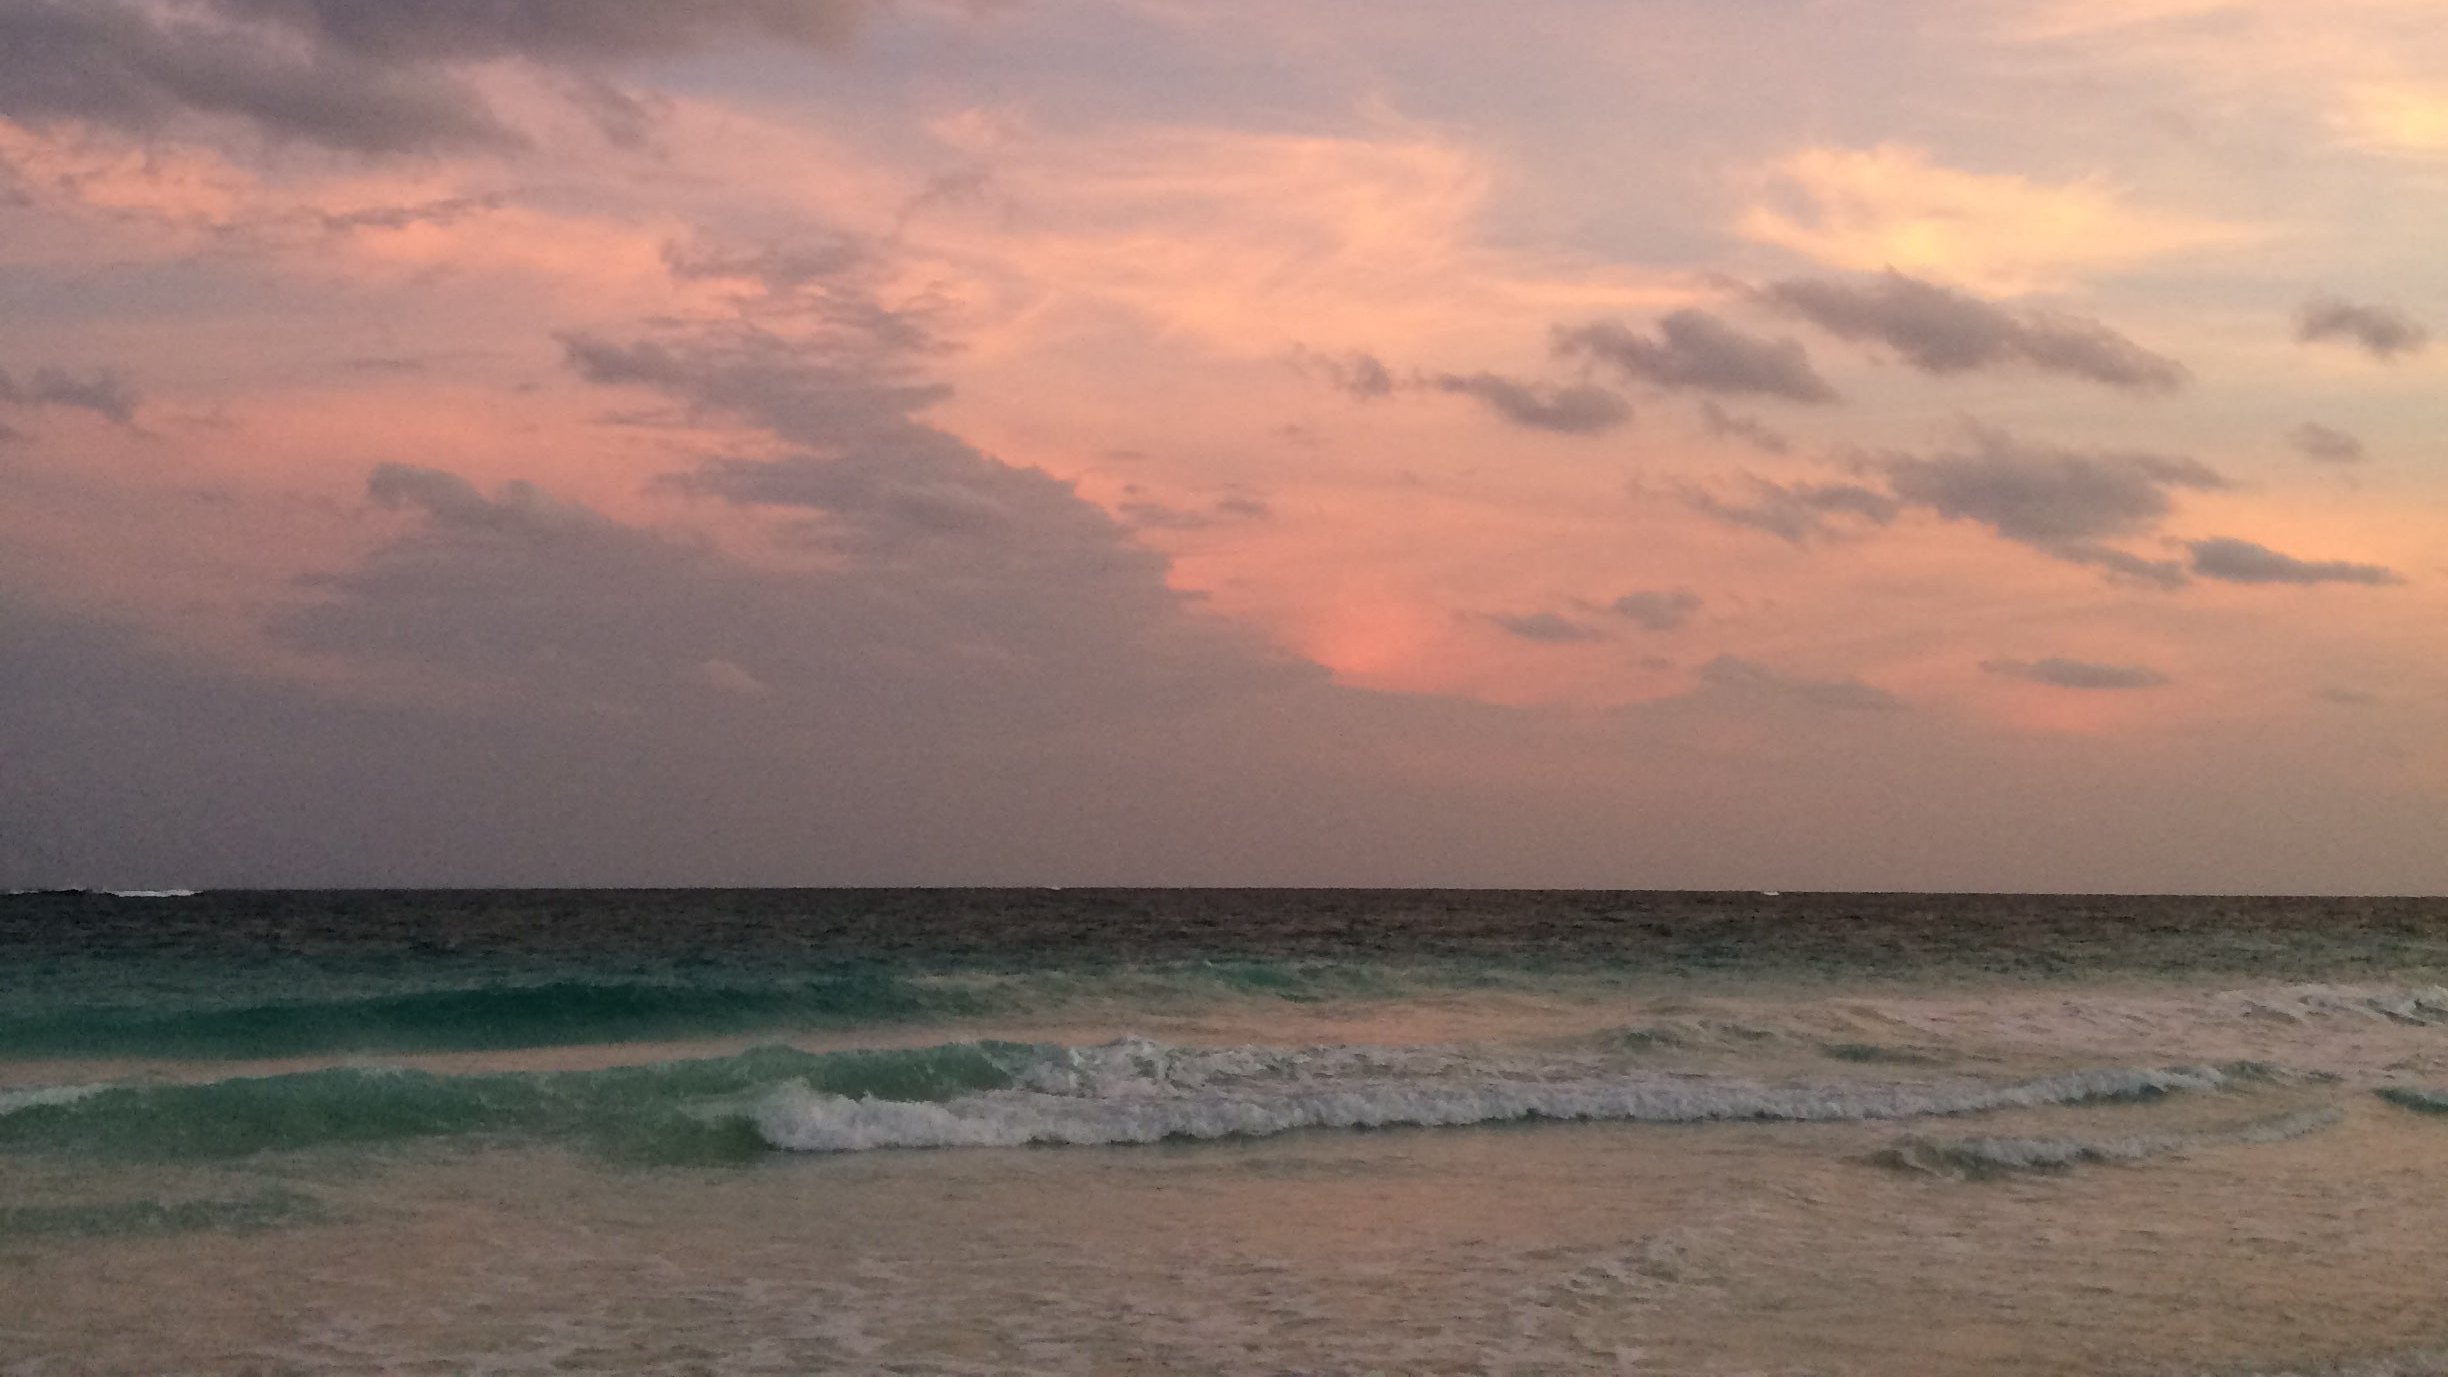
1, 0, 2440, 890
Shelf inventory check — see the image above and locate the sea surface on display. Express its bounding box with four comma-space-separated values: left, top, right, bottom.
6, 888, 2448, 1375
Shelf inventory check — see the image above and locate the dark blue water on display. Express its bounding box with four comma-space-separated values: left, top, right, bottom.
4, 888, 2444, 1058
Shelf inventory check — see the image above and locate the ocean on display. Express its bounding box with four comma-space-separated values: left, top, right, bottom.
5, 888, 2448, 1375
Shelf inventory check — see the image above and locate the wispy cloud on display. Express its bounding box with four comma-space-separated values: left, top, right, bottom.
1554, 310, 1836, 404
1607, 588, 1702, 632
1679, 477, 1900, 544
1757, 271, 2186, 392
1427, 372, 1632, 435
2296, 295, 2429, 359
1697, 655, 1905, 712
2186, 537, 2405, 586
0, 364, 140, 425
1982, 657, 2169, 690
2287, 421, 2366, 464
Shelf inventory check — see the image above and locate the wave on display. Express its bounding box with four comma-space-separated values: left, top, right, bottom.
0, 1033, 2251, 1164
1877, 1106, 2344, 1177
756, 1054, 2234, 1153
0, 1189, 322, 1241
0, 1042, 1028, 1165
2375, 1086, 2448, 1114
0, 974, 992, 1058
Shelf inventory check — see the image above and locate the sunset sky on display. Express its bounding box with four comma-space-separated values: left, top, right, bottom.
2, 0, 2441, 892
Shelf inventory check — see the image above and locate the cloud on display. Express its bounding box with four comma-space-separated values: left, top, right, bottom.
1981, 657, 2169, 690
2287, 421, 2367, 464
1553, 310, 1837, 404
1118, 493, 1272, 530
0, 365, 141, 424
1880, 425, 2226, 549
1686, 426, 2231, 585
1679, 477, 1900, 544
1737, 143, 2256, 294
1696, 402, 1790, 454
0, 0, 879, 154
2185, 537, 2405, 586
1300, 348, 1629, 435
1485, 611, 1602, 644
1697, 655, 1904, 712
2295, 296, 2429, 359
209, 0, 878, 63
1427, 372, 1632, 434
564, 331, 951, 452
2049, 543, 2192, 590
0, 0, 513, 153
1300, 349, 1397, 400
1756, 271, 2187, 392
1607, 588, 1701, 632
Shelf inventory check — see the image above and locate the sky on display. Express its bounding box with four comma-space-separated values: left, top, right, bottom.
0, 0, 2442, 892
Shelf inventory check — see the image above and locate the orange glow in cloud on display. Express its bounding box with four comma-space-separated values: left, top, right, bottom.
1736, 144, 2259, 295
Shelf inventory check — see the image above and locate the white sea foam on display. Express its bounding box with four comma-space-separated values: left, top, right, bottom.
0, 1083, 109, 1116
757, 1037, 2232, 1153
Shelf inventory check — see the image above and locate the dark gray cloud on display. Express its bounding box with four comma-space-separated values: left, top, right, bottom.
1553, 310, 1837, 404
212, 0, 878, 63
1302, 347, 1629, 436
1757, 271, 2187, 393
1428, 372, 1631, 435
2287, 421, 2366, 465
1697, 401, 1790, 454
0, 365, 140, 425
1880, 426, 2225, 548
1681, 427, 2226, 585
1680, 477, 1899, 543
1697, 655, 1903, 712
0, 0, 512, 152
1981, 657, 2169, 690
1608, 588, 1701, 632
566, 332, 950, 450
2049, 542, 2191, 590
0, 0, 878, 153
1486, 611, 1602, 644
2296, 296, 2428, 360
1303, 349, 1397, 400
664, 238, 874, 298
2185, 537, 2404, 587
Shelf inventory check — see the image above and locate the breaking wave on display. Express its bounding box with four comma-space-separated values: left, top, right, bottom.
0, 1042, 1027, 1165
754, 1035, 2236, 1153
1878, 1105, 2343, 1177
0, 1033, 2257, 1164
